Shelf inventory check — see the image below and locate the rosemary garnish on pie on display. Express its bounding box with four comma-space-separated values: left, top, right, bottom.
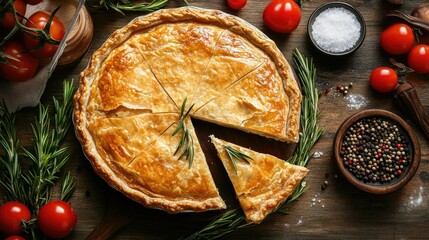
224, 145, 253, 173
173, 98, 195, 168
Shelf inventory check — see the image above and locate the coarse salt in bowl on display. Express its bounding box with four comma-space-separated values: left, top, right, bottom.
308, 2, 366, 56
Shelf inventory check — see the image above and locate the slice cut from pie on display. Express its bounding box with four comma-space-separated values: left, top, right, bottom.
210, 135, 308, 224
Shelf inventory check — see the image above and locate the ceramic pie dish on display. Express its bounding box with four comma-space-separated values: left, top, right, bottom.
74, 7, 303, 213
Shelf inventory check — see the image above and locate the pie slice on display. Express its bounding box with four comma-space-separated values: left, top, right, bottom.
210, 135, 308, 224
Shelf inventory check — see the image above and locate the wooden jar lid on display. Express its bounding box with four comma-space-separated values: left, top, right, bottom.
57, 5, 94, 66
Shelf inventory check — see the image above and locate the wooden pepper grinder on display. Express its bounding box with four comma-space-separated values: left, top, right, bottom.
394, 81, 429, 138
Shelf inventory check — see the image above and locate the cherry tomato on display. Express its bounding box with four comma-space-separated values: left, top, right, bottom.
4, 236, 26, 240
0, 41, 39, 82
23, 11, 65, 58
38, 200, 77, 239
380, 23, 415, 55
369, 67, 398, 93
0, 0, 27, 31
407, 44, 429, 74
0, 201, 31, 236
263, 0, 301, 33
25, 0, 43, 5
227, 0, 247, 10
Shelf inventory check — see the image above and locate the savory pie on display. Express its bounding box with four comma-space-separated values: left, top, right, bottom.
74, 7, 302, 213
210, 135, 308, 224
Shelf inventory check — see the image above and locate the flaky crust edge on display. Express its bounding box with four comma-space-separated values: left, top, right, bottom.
73, 7, 301, 213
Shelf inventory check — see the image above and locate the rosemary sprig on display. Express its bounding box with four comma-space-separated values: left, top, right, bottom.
180, 49, 323, 239
179, 209, 251, 240
224, 145, 253, 173
86, 0, 188, 14
276, 181, 308, 214
61, 172, 76, 202
276, 48, 323, 212
0, 80, 75, 238
172, 98, 195, 168
22, 80, 74, 211
0, 101, 27, 203
287, 49, 323, 167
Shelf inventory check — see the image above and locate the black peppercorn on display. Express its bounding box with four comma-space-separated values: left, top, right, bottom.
340, 117, 411, 184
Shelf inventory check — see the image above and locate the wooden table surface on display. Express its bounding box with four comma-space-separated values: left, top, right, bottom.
8, 0, 429, 239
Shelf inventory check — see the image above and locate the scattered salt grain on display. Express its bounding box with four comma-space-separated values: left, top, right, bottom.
312, 7, 361, 53
346, 94, 368, 109
313, 151, 324, 158
400, 185, 426, 213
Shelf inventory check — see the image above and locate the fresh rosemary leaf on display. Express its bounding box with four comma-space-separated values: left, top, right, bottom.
224, 145, 253, 173
86, 0, 187, 14
0, 102, 28, 203
0, 80, 75, 214
287, 48, 323, 167
173, 98, 195, 168
61, 172, 76, 202
179, 209, 251, 240
276, 49, 323, 213
276, 181, 308, 214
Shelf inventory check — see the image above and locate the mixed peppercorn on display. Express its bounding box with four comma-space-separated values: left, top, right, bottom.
340, 117, 411, 184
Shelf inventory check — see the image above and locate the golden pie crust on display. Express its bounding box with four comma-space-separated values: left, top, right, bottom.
74, 7, 302, 213
210, 135, 308, 224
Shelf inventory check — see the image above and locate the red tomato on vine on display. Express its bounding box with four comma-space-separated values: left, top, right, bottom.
23, 11, 65, 58
0, 201, 31, 236
4, 236, 26, 240
407, 44, 429, 74
227, 0, 247, 10
0, 41, 39, 82
0, 0, 27, 31
38, 200, 78, 239
380, 23, 415, 55
369, 67, 398, 93
263, 0, 301, 33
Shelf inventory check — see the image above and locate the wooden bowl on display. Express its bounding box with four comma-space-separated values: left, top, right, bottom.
333, 109, 421, 194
